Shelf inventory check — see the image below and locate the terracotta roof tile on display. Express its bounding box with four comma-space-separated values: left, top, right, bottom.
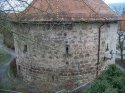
118, 13, 125, 31
17, 0, 118, 22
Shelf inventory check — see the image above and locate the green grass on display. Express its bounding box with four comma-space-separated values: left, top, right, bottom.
0, 48, 11, 66
83, 64, 125, 93
8, 67, 15, 80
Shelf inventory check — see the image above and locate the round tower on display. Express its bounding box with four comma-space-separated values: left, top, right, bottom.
13, 0, 118, 92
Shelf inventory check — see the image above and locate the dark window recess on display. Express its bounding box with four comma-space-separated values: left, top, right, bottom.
64, 33, 67, 36
52, 75, 54, 81
110, 50, 113, 58
66, 61, 69, 65
103, 57, 106, 61
66, 45, 69, 54
53, 24, 62, 30
64, 24, 73, 30
47, 24, 51, 30
85, 53, 90, 57
42, 24, 51, 30
106, 44, 109, 51
23, 45, 27, 53
110, 50, 113, 54
18, 65, 21, 71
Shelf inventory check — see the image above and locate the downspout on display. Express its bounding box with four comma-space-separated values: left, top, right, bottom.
96, 23, 105, 78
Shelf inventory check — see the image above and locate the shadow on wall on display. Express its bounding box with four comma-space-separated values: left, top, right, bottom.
10, 58, 17, 77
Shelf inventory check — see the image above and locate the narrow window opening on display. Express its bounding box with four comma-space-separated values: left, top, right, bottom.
66, 45, 69, 54
18, 65, 21, 71
64, 33, 67, 36
52, 75, 54, 81
110, 50, 113, 59
106, 43, 109, 51
23, 45, 27, 53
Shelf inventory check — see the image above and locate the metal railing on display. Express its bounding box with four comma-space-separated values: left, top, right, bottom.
56, 82, 91, 93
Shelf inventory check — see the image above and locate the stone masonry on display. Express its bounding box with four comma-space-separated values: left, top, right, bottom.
13, 21, 117, 92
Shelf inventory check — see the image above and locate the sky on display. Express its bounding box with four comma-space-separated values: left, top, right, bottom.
2, 0, 125, 12
104, 0, 125, 3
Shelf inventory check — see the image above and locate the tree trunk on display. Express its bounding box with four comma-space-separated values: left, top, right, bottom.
121, 48, 124, 62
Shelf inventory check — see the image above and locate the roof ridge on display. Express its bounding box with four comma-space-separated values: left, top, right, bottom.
17, 0, 118, 21
81, 0, 98, 15
81, 0, 111, 20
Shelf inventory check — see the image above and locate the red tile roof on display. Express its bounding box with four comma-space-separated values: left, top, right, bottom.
17, 0, 118, 22
118, 13, 125, 31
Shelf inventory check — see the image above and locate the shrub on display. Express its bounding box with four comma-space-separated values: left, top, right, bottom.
83, 64, 125, 93
103, 87, 117, 93
110, 76, 125, 93
90, 80, 111, 93
0, 48, 11, 66
111, 77, 125, 89
105, 64, 124, 77
119, 85, 125, 93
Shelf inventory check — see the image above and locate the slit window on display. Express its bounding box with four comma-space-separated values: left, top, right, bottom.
18, 65, 20, 71
66, 45, 69, 54
23, 45, 27, 53
106, 43, 109, 51
52, 75, 54, 81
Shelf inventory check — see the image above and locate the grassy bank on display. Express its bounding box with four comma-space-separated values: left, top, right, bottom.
0, 48, 11, 66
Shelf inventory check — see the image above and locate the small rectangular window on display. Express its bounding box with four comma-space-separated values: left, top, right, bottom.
23, 45, 27, 53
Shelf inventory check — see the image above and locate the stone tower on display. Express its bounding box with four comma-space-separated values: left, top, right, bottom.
13, 0, 118, 92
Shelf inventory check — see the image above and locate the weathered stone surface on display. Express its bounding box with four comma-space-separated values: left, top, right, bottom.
13, 22, 117, 92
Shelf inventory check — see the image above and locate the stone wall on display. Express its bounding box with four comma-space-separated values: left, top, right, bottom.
13, 22, 117, 92
0, 33, 3, 44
